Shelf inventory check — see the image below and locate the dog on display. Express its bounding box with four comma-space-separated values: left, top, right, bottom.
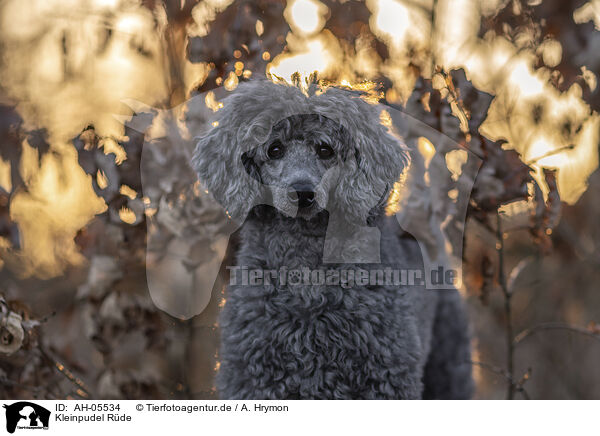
192, 79, 473, 399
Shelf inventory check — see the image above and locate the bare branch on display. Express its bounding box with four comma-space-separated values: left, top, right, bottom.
497, 211, 515, 399
514, 322, 600, 346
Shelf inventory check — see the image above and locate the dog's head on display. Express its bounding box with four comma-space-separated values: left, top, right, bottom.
192, 80, 409, 224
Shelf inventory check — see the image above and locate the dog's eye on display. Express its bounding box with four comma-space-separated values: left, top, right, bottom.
316, 143, 334, 159
267, 142, 284, 159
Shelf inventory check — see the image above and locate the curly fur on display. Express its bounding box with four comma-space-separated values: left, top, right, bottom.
192, 80, 473, 399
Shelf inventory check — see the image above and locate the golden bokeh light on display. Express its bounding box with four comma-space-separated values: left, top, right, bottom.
284, 0, 328, 36
369, 0, 410, 47
10, 142, 107, 277
268, 34, 338, 83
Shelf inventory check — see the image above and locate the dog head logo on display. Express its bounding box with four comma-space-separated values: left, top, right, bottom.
3, 402, 50, 433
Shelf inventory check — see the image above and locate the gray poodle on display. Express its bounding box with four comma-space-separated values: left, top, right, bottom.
192, 79, 473, 399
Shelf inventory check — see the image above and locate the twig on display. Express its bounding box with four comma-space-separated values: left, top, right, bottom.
471, 360, 511, 382
507, 256, 534, 294
496, 211, 515, 399
515, 367, 532, 400
37, 311, 57, 325
526, 144, 575, 165
514, 322, 600, 345
430, 0, 438, 73
470, 360, 531, 399
38, 346, 91, 399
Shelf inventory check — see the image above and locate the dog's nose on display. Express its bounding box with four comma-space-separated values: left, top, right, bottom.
287, 183, 315, 208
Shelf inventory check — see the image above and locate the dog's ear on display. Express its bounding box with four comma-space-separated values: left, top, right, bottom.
192, 109, 264, 221
337, 132, 408, 224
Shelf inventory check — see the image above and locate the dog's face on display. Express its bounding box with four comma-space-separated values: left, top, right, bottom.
243, 114, 352, 219
193, 80, 410, 225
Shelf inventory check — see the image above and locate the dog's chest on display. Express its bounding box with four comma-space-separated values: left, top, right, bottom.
222, 279, 421, 398
223, 217, 426, 398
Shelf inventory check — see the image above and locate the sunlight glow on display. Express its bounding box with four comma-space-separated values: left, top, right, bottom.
508, 61, 546, 98
285, 0, 327, 36
370, 0, 410, 46
268, 36, 335, 83
10, 143, 107, 277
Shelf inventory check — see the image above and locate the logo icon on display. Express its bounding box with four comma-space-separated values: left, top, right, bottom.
3, 402, 50, 433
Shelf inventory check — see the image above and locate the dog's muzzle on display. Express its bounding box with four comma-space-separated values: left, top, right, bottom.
287, 182, 316, 209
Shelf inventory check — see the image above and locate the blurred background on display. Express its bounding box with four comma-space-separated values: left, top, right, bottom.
0, 0, 599, 399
